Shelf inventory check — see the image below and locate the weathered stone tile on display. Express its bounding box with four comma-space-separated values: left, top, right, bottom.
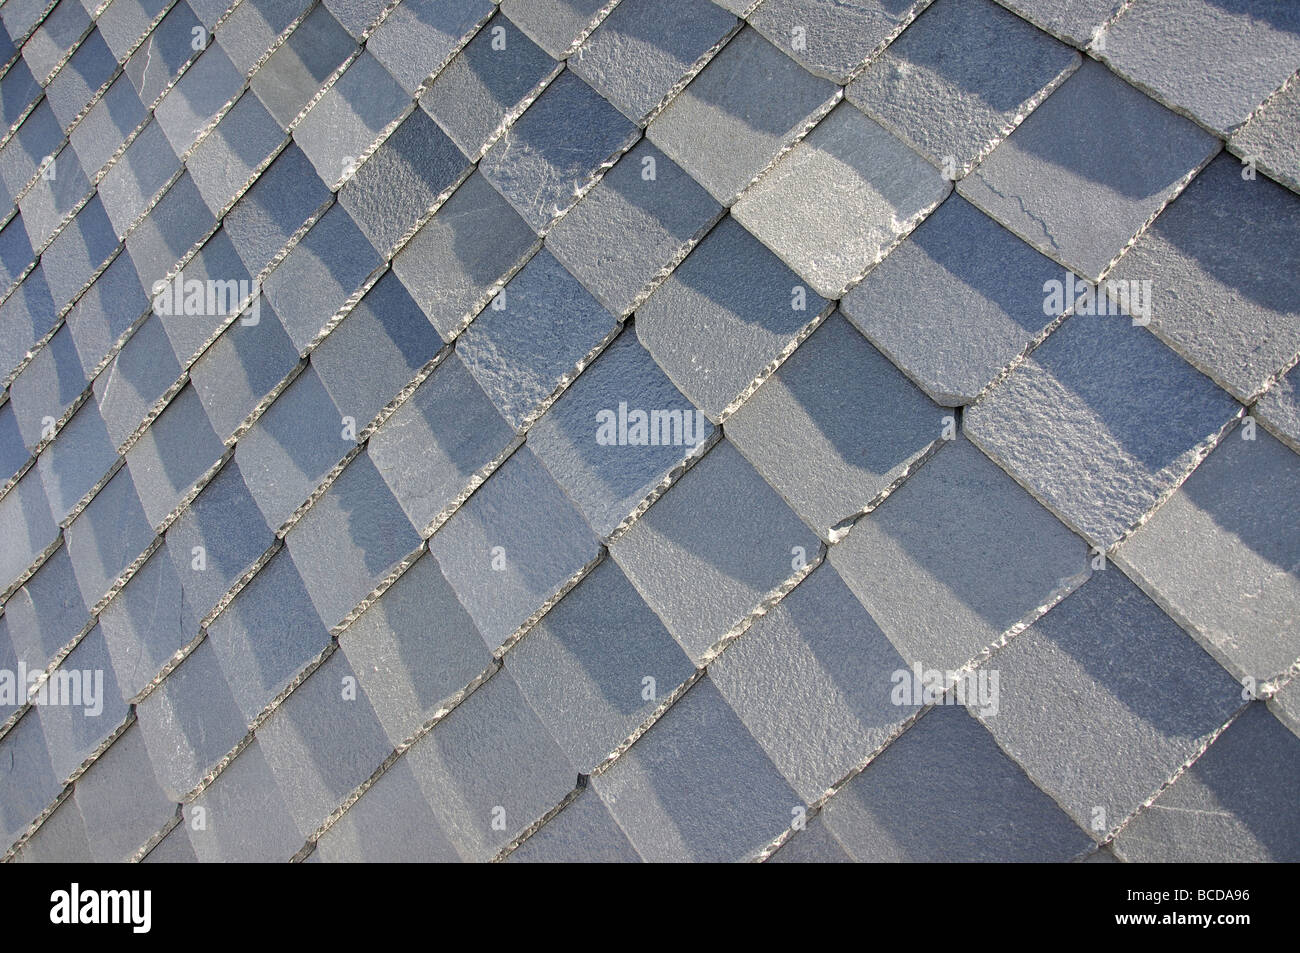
44, 27, 116, 131
0, 468, 57, 594
2, 544, 89, 674
1256, 362, 1300, 454
748, 0, 932, 83
63, 465, 154, 607
610, 439, 822, 663
215, 0, 312, 75
507, 787, 641, 863
9, 323, 87, 451
64, 251, 148, 379
153, 42, 245, 158
19, 145, 90, 249
123, 1, 203, 106
222, 145, 332, 277
124, 385, 224, 530
499, 0, 608, 59
725, 313, 943, 538
766, 814, 853, 863
21, 0, 90, 84
507, 558, 695, 773
125, 174, 216, 294
314, 758, 461, 862
184, 738, 303, 861
36, 625, 128, 783
0, 56, 41, 133
1, 101, 61, 203
92, 315, 181, 450
829, 437, 1089, 671
0, 268, 58, 384
0, 214, 33, 295
94, 0, 169, 63
366, 0, 494, 95
97, 543, 195, 700
0, 402, 26, 487
993, 0, 1125, 47
321, 0, 388, 39
1269, 678, 1300, 740
98, 122, 180, 239
1232, 75, 1300, 196
250, 3, 356, 128
40, 194, 118, 309
141, 823, 197, 862
152, 229, 252, 370
428, 445, 600, 651
0, 712, 60, 849
965, 313, 1242, 549
36, 399, 116, 523
646, 27, 838, 204
11, 795, 91, 862
957, 59, 1220, 281
185, 91, 286, 218
68, 75, 147, 180
977, 569, 1242, 838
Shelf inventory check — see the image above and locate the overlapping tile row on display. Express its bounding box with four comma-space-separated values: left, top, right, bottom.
0, 0, 1297, 863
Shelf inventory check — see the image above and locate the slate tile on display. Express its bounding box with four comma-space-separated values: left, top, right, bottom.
0, 267, 59, 383
68, 74, 147, 180
572, 0, 738, 123
1231, 75, 1300, 195
339, 553, 492, 746
841, 196, 1083, 406
390, 171, 538, 342
1107, 154, 1300, 402
592, 675, 797, 861
420, 11, 560, 161
64, 464, 154, 607
0, 213, 33, 293
215, 0, 312, 76
152, 41, 245, 157
1097, 0, 1300, 136
39, 194, 118, 309
0, 467, 58, 593
829, 437, 1089, 671
748, 0, 931, 83
314, 757, 461, 862
965, 313, 1242, 550
321, 0, 388, 39
293, 51, 409, 189
64, 250, 148, 378
428, 445, 600, 651
187, 0, 233, 31
1256, 362, 1300, 454
257, 650, 390, 838
9, 323, 88, 450
957, 60, 1220, 281
507, 787, 641, 863
223, 147, 336, 279
0, 712, 60, 849
725, 313, 943, 538
993, 0, 1124, 47
766, 815, 853, 863
1112, 703, 1299, 862
456, 249, 617, 430
205, 547, 331, 722
366, 0, 494, 95
141, 822, 196, 862
403, 666, 577, 861
18, 145, 91, 250
0, 401, 27, 486
635, 215, 830, 421
260, 203, 382, 354
22, 0, 91, 84
1114, 428, 1300, 684
42, 28, 117, 131
35, 398, 116, 523
0, 617, 21, 724
545, 139, 723, 317
821, 705, 1093, 861
709, 563, 914, 802
478, 70, 638, 233
96, 0, 170, 62
978, 569, 1242, 838
134, 638, 247, 800
508, 558, 695, 773
1, 100, 61, 200
499, 0, 608, 59
610, 439, 821, 663
184, 738, 303, 861
365, 350, 516, 533
847, 0, 1078, 176
96, 121, 180, 239
647, 27, 837, 204
123, 384, 224, 529
11, 795, 92, 862
0, 58, 41, 132
1, 544, 89, 673
338, 107, 472, 257
124, 173, 217, 293
35, 624, 128, 783
528, 328, 716, 539
153, 227, 255, 369
185, 91, 286, 218
250, 4, 356, 128
92, 313, 182, 449
1268, 678, 1300, 740
97, 542, 195, 700
123, 1, 203, 106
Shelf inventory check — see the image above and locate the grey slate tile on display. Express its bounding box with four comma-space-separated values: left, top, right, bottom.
1107, 153, 1300, 402
365, 0, 494, 96
35, 398, 116, 523
338, 552, 493, 746
528, 327, 716, 539
841, 196, 1076, 406
68, 74, 147, 180
977, 569, 1243, 838
592, 675, 798, 862
123, 383, 224, 529
96, 0, 170, 62
63, 464, 154, 607
1, 101, 61, 200
92, 313, 182, 449
221, 144, 332, 276
257, 649, 391, 838
0, 57, 41, 132
35, 624, 128, 783
403, 666, 577, 861
499, 0, 608, 59
1114, 428, 1300, 684
0, 617, 21, 724
40, 194, 118, 309
338, 107, 472, 257
134, 638, 247, 800
964, 313, 1242, 550
766, 815, 853, 863
321, 0, 388, 39
993, 0, 1125, 47
2, 544, 89, 673
0, 0, 49, 44
456, 248, 618, 430
0, 712, 60, 848
184, 738, 303, 861
507, 787, 641, 863
249, 3, 355, 129
141, 820, 197, 862
957, 59, 1220, 281
284, 453, 420, 629
419, 11, 561, 161
124, 173, 217, 293
829, 437, 1089, 672
205, 547, 331, 723
507, 557, 695, 773
610, 439, 821, 663
847, 0, 1079, 176
153, 228, 254, 369
1256, 362, 1300, 454
635, 215, 830, 421
9, 323, 88, 450
0, 467, 57, 593
64, 250, 148, 378
123, 1, 203, 106
97, 543, 195, 700
18, 145, 90, 249
0, 268, 59, 384
260, 203, 382, 354
724, 312, 943, 539
478, 70, 639, 233
97, 121, 180, 239
1231, 75, 1300, 196
428, 444, 600, 652
0, 214, 33, 294
390, 171, 538, 342
215, 0, 312, 76
185, 91, 286, 217
647, 27, 837, 204
1097, 0, 1300, 136
0, 401, 26, 487
748, 0, 932, 83
314, 757, 461, 862
22, 0, 90, 84
1268, 678, 1300, 740
43, 29, 116, 131
545, 138, 723, 318
708, 562, 914, 802
365, 351, 516, 533
12, 795, 92, 861
153, 41, 245, 158
571, 0, 738, 124
1112, 703, 1300, 862
821, 705, 1093, 861
293, 51, 409, 189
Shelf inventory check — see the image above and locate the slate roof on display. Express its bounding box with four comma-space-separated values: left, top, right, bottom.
0, 0, 1297, 864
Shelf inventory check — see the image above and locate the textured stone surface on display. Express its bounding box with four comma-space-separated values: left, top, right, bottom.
1231, 76, 1300, 196
92, 315, 182, 450
993, 0, 1125, 47
153, 43, 245, 158
766, 815, 853, 863
97, 544, 194, 700
499, 0, 608, 59
250, 4, 356, 129
2, 545, 88, 674
0, 713, 59, 847
123, 384, 224, 530
124, 175, 216, 294
957, 59, 1220, 281
186, 92, 287, 218
72, 724, 175, 863
184, 739, 303, 862
9, 324, 86, 451
35, 400, 115, 523
0, 468, 56, 594
97, 123, 179, 239
63, 465, 154, 607
367, 0, 494, 95
313, 758, 461, 862
35, 625, 127, 783
748, 0, 932, 83
1256, 363, 1300, 454
222, 145, 331, 277
507, 787, 641, 863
